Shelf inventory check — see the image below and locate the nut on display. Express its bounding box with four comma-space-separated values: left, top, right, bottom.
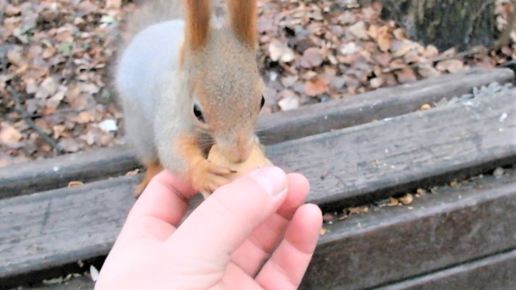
207, 143, 273, 182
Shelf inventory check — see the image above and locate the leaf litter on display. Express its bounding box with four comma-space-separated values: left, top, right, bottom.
0, 0, 515, 167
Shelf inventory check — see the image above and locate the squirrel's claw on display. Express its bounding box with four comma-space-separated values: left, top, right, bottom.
207, 162, 232, 175
189, 158, 232, 195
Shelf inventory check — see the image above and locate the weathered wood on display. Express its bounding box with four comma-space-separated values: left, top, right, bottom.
257, 68, 513, 145
376, 248, 516, 290
299, 169, 516, 290
0, 176, 139, 288
268, 85, 516, 209
0, 146, 139, 200
1, 68, 512, 199
13, 249, 516, 290
2, 88, 516, 288
4, 168, 516, 289
379, 0, 496, 51
10, 276, 94, 290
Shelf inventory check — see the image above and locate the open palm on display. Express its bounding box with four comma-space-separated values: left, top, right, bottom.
95, 167, 322, 290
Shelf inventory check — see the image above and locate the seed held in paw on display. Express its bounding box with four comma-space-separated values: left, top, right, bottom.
202, 143, 273, 197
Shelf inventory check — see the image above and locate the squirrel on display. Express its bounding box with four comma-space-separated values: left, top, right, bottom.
114, 0, 265, 197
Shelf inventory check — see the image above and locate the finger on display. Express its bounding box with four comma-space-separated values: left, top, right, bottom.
223, 262, 263, 290
166, 166, 289, 265
230, 173, 310, 276
256, 204, 322, 290
118, 170, 197, 242
276, 173, 310, 219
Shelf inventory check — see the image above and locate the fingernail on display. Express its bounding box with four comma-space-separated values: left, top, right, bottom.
250, 166, 288, 196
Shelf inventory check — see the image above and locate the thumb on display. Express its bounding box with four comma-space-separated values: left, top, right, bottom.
166, 166, 289, 262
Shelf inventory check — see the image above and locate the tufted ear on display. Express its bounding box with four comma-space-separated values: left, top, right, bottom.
227, 0, 257, 49
184, 0, 212, 50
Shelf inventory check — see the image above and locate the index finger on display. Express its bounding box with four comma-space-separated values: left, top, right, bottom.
120, 170, 198, 242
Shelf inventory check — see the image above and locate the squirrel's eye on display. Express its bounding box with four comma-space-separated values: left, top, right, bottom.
260, 95, 265, 109
193, 103, 205, 123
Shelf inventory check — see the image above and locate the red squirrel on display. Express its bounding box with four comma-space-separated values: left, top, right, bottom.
115, 0, 265, 197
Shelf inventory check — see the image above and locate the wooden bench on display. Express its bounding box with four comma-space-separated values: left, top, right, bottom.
1, 67, 516, 290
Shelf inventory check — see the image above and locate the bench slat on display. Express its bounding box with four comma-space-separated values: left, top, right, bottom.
0, 176, 139, 287
300, 170, 516, 290
268, 85, 516, 209
15, 248, 516, 290
13, 276, 94, 290
1, 68, 512, 199
376, 248, 516, 290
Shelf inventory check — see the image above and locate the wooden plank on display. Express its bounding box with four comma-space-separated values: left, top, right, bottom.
1, 68, 512, 199
2, 83, 516, 287
299, 168, 516, 290
267, 84, 516, 209
4, 168, 516, 289
0, 146, 139, 200
375, 248, 516, 290
10, 276, 94, 290
0, 176, 139, 288
257, 67, 513, 145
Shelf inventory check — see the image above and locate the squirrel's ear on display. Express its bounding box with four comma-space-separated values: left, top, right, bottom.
184, 0, 212, 50
228, 0, 257, 49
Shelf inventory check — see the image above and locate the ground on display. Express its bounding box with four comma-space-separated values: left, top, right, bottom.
0, 0, 514, 167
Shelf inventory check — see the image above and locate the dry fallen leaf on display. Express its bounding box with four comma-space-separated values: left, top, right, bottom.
305, 78, 328, 96
370, 77, 384, 88
268, 40, 295, 62
299, 48, 323, 68
340, 42, 360, 55
395, 67, 417, 83
281, 75, 299, 87
418, 64, 441, 78
58, 138, 82, 153
348, 206, 369, 215
126, 169, 140, 176
420, 104, 431, 110
450, 180, 461, 187
35, 77, 58, 99
423, 45, 439, 58
68, 181, 84, 187
387, 197, 399, 206
106, 0, 122, 9
392, 43, 413, 58
348, 21, 369, 40
0, 122, 23, 146
0, 0, 511, 167
436, 59, 465, 73
278, 93, 300, 111
377, 25, 392, 52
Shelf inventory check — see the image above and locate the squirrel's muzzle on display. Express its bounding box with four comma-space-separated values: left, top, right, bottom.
217, 133, 253, 163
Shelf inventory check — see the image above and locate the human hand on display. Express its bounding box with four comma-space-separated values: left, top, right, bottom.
95, 166, 322, 290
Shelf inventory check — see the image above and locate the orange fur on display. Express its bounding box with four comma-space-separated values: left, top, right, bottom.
117, 0, 263, 196
228, 0, 257, 49
184, 0, 212, 50
177, 135, 232, 194
134, 160, 163, 197
179, 42, 186, 67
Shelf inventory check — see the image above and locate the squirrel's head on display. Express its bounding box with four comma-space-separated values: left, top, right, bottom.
179, 0, 263, 163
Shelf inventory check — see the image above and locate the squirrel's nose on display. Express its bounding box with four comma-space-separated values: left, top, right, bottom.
236, 148, 251, 163
233, 135, 252, 163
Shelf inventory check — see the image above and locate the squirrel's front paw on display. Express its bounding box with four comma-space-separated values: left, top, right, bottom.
189, 158, 232, 195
